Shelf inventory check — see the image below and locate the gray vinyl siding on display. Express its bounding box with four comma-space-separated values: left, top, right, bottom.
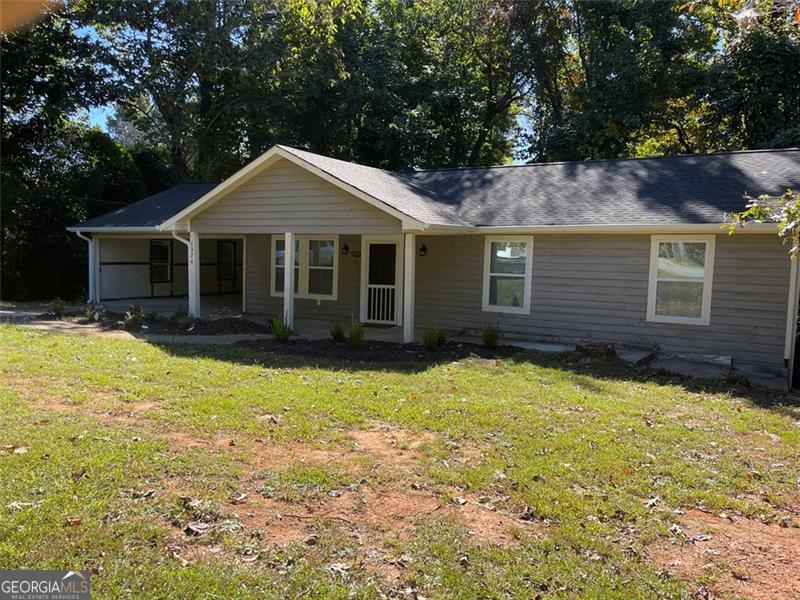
245, 234, 362, 322
415, 234, 791, 369
98, 237, 242, 300
191, 159, 401, 235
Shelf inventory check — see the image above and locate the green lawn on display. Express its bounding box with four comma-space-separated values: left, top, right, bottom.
1, 325, 798, 598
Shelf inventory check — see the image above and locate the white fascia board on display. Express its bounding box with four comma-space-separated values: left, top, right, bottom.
421, 222, 778, 235
65, 226, 160, 233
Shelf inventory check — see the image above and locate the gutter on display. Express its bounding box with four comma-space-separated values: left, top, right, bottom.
419, 222, 778, 235
66, 226, 161, 233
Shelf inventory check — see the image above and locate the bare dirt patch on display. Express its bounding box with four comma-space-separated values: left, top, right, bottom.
650, 507, 800, 599
161, 425, 532, 581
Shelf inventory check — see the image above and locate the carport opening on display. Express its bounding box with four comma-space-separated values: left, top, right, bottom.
97, 236, 244, 317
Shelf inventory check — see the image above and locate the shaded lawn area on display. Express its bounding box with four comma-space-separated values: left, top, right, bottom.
0, 325, 798, 599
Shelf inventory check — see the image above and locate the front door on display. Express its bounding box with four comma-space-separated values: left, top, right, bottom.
363, 239, 399, 324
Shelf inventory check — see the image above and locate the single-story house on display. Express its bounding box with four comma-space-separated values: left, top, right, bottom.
68, 146, 800, 383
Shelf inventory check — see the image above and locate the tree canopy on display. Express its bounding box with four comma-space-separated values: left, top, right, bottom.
2, 0, 800, 299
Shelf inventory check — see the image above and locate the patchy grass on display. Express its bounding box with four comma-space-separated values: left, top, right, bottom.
0, 325, 798, 598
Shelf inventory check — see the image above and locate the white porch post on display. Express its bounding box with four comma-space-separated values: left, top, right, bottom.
188, 231, 201, 317
283, 231, 295, 328
75, 231, 98, 304
403, 233, 416, 343
91, 235, 100, 303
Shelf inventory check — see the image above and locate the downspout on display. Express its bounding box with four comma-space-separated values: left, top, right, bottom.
74, 231, 95, 304
171, 231, 190, 248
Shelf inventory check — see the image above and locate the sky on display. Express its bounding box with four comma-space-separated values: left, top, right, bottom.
87, 104, 112, 130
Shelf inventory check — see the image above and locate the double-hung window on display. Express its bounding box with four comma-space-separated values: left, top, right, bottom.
271, 235, 338, 300
647, 235, 715, 325
482, 236, 533, 314
149, 240, 171, 283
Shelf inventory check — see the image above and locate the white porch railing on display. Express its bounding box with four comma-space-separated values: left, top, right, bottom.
367, 284, 396, 323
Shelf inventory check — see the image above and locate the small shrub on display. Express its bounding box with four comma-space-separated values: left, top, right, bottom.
329, 322, 345, 342
169, 309, 194, 330
84, 305, 105, 322
482, 324, 499, 349
423, 328, 445, 351
271, 315, 293, 343
349, 317, 365, 350
122, 305, 145, 330
48, 298, 67, 316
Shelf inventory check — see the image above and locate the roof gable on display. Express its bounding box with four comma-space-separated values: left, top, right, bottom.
159, 146, 433, 231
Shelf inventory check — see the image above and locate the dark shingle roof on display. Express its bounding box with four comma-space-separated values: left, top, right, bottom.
70, 183, 217, 229
399, 149, 800, 227
72, 148, 798, 230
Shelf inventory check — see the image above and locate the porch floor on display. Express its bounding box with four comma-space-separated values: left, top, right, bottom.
294, 319, 403, 343
101, 294, 242, 317
242, 315, 403, 343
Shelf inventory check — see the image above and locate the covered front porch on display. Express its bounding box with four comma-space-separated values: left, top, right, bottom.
227, 231, 418, 343
97, 294, 405, 343
94, 230, 420, 343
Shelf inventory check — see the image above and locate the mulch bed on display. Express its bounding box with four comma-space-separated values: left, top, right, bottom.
71, 312, 270, 336
237, 337, 524, 363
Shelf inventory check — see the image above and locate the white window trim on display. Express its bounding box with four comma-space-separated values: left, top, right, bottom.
150, 239, 172, 283
271, 234, 339, 301
647, 234, 715, 326
482, 235, 534, 314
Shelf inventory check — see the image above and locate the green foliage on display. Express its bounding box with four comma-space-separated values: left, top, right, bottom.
271, 315, 293, 343
47, 298, 67, 316
84, 305, 106, 322
122, 305, 145, 331
348, 317, 365, 350
482, 324, 499, 349
706, 26, 800, 151
728, 189, 800, 255
169, 309, 195, 330
329, 322, 345, 343
423, 328, 446, 352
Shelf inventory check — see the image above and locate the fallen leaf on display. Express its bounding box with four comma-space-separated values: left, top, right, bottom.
645, 496, 660, 508
230, 492, 248, 505
65, 517, 82, 526
184, 521, 213, 536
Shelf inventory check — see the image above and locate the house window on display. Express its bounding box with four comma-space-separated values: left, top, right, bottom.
271, 235, 338, 300
217, 241, 236, 282
149, 240, 171, 283
482, 236, 533, 314
647, 235, 715, 325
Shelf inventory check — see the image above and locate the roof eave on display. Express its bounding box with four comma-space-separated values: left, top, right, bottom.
66, 226, 163, 233
422, 222, 779, 235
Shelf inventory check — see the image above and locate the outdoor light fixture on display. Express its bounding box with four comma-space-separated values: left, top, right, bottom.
341, 242, 349, 255
418, 244, 427, 257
